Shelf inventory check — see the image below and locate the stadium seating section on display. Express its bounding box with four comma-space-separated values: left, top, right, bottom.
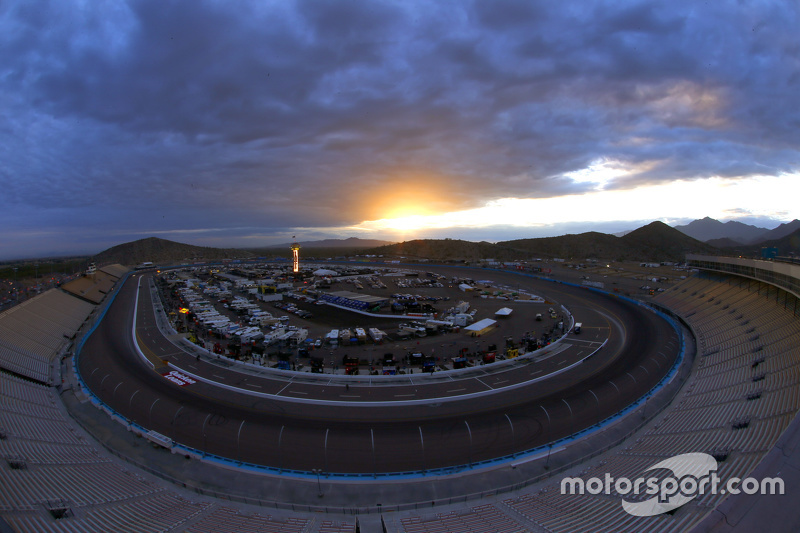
0, 270, 798, 532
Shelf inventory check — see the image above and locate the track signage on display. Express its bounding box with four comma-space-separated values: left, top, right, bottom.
162, 370, 196, 387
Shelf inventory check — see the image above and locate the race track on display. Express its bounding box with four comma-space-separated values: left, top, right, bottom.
78, 266, 680, 474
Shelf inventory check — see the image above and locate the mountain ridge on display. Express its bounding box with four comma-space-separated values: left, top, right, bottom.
673, 217, 769, 244
265, 237, 396, 249
92, 237, 256, 266
91, 221, 723, 266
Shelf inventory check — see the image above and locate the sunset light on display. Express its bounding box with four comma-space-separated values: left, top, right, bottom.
5, 1, 800, 530
350, 173, 799, 240
1, 0, 798, 259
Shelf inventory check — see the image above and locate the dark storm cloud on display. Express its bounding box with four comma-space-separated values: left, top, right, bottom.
1, 0, 798, 258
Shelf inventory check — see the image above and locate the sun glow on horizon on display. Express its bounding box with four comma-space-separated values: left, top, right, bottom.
346, 173, 800, 239
377, 214, 432, 233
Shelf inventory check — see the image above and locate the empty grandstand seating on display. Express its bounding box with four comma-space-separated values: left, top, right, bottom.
1, 267, 799, 533
401, 503, 528, 533
184, 507, 310, 533
0, 290, 94, 383
0, 371, 355, 532
391, 271, 800, 532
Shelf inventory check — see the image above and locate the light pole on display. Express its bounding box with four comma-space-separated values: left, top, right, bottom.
312, 468, 323, 497
545, 443, 553, 470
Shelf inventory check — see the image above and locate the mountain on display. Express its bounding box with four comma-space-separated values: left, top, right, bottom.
725, 228, 800, 258
92, 237, 256, 266
502, 222, 716, 262
705, 237, 743, 249
673, 217, 769, 244
265, 237, 395, 249
370, 222, 718, 263
757, 219, 800, 242
368, 239, 518, 262
621, 221, 719, 260
91, 221, 728, 268
757, 228, 800, 256
500, 232, 626, 260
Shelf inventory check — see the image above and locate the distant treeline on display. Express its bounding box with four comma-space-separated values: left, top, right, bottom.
0, 257, 89, 281
243, 246, 379, 260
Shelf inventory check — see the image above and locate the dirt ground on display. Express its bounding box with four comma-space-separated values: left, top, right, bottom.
167, 266, 570, 375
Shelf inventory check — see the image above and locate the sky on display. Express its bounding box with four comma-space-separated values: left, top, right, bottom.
2, 0, 799, 260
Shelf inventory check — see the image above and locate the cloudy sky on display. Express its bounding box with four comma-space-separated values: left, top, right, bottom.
2, 0, 799, 259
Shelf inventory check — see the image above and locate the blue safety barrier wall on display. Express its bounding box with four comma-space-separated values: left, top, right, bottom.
70, 262, 692, 481
73, 269, 136, 377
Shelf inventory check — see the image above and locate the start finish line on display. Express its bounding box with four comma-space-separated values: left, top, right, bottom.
162, 370, 197, 387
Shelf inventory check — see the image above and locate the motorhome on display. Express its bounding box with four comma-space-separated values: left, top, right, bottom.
236, 327, 264, 344
398, 324, 426, 337
368, 328, 385, 343
354, 328, 367, 343
326, 329, 340, 346
254, 315, 279, 327
451, 314, 474, 327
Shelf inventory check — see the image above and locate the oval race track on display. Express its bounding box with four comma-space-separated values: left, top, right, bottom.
77, 266, 680, 475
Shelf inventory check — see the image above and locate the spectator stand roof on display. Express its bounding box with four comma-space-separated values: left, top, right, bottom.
99, 263, 128, 278
61, 271, 116, 304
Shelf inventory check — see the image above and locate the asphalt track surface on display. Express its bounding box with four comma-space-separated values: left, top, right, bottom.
78, 266, 679, 474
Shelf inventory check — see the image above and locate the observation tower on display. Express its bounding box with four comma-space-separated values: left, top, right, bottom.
291, 237, 300, 273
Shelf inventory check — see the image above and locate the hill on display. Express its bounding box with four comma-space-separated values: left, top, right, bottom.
500, 223, 716, 262
368, 239, 520, 262
673, 217, 769, 244
92, 237, 256, 266
90, 221, 728, 268
758, 219, 800, 242
722, 228, 800, 258
500, 232, 626, 260
620, 221, 718, 261
370, 222, 718, 263
705, 237, 743, 249
265, 237, 395, 249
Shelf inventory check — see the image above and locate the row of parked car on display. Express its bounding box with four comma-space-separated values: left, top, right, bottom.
272, 300, 313, 319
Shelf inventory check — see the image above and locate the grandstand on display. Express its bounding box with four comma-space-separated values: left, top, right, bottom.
385, 262, 800, 531
60, 263, 129, 305
0, 365, 357, 531
98, 264, 129, 279
1, 257, 799, 532
0, 290, 94, 384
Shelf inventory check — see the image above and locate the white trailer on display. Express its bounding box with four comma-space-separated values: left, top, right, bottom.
235, 326, 263, 342
326, 330, 340, 345
399, 325, 426, 337
368, 328, 385, 343
452, 314, 474, 327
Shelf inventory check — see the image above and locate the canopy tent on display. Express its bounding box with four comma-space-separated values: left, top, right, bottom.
464, 318, 497, 335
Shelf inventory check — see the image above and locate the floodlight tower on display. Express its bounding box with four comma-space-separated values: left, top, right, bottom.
291, 237, 300, 273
